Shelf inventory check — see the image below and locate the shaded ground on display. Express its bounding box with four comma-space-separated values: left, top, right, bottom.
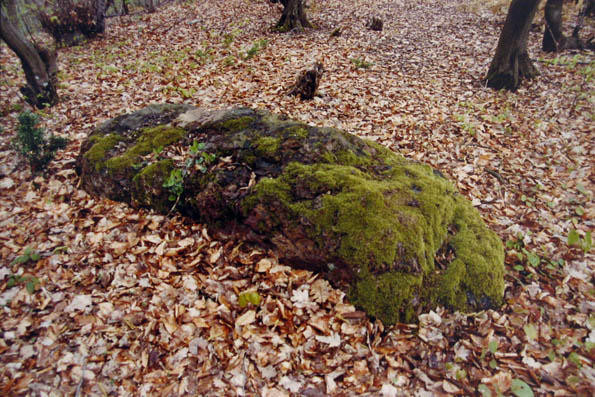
0, 0, 593, 395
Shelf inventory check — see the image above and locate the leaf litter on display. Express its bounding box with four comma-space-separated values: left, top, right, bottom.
0, 0, 593, 395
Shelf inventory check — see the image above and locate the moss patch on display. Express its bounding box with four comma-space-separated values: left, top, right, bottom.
243, 159, 504, 324
254, 136, 281, 160
84, 134, 124, 171
105, 126, 185, 174
216, 116, 255, 132
350, 270, 423, 324
132, 159, 175, 213
283, 125, 309, 139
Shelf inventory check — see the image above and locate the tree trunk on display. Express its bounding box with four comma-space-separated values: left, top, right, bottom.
485, 0, 541, 91
587, 0, 595, 17
3, 0, 18, 24
277, 0, 311, 32
95, 0, 107, 34
542, 0, 565, 51
0, 1, 58, 108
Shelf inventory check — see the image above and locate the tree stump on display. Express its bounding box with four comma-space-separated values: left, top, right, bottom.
288, 62, 323, 100
367, 17, 383, 31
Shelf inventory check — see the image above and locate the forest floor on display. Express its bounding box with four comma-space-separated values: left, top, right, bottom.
0, 0, 593, 395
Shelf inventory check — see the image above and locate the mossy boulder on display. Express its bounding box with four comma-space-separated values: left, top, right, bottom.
76, 104, 505, 325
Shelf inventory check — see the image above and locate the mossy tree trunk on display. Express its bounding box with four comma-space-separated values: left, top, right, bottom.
485, 0, 541, 91
0, 0, 58, 108
276, 0, 311, 32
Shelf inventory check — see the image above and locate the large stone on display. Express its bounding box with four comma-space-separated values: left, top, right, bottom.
76, 104, 505, 324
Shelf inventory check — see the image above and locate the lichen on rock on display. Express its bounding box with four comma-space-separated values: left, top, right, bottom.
76, 104, 505, 325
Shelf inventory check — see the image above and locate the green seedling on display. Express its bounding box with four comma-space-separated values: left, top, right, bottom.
11, 247, 41, 265
238, 291, 262, 308
350, 57, 373, 69
567, 229, 592, 253
163, 169, 184, 202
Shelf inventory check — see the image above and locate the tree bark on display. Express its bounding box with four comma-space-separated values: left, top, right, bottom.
276, 0, 311, 32
587, 0, 595, 17
485, 0, 541, 91
95, 0, 107, 34
0, 1, 58, 108
542, 0, 565, 51
3, 0, 18, 24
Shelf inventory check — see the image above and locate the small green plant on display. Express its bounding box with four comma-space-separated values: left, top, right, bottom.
244, 39, 268, 59
567, 229, 592, 253
12, 111, 68, 173
163, 141, 216, 208
6, 275, 40, 294
11, 246, 41, 265
505, 233, 563, 273
187, 141, 217, 173
222, 28, 242, 47
510, 378, 534, 397
194, 47, 213, 64
350, 57, 373, 69
223, 55, 237, 67
176, 87, 195, 99
454, 113, 477, 136
163, 168, 184, 202
477, 384, 491, 397
479, 339, 499, 369
238, 291, 261, 308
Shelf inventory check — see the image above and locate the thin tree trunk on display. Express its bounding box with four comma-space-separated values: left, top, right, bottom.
277, 0, 311, 32
543, 0, 565, 52
95, 0, 107, 34
0, 1, 59, 108
485, 0, 541, 91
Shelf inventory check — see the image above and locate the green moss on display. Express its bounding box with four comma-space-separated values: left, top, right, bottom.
254, 136, 281, 160
84, 134, 123, 171
275, 24, 291, 33
283, 125, 309, 139
105, 126, 185, 174
349, 269, 423, 324
216, 116, 254, 132
435, 200, 505, 309
244, 158, 504, 324
132, 159, 175, 213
